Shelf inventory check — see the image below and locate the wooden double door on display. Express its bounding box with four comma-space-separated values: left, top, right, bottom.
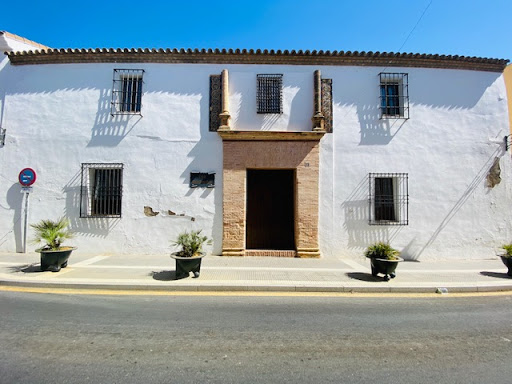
246, 169, 295, 250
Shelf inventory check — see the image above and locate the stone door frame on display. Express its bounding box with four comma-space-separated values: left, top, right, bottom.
219, 131, 323, 258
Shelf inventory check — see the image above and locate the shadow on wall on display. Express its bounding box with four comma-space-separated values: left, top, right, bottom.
413, 144, 507, 260
342, 176, 403, 252
3, 183, 23, 251
0, 71, 5, 138
180, 140, 222, 255
333, 70, 501, 114
62, 170, 120, 238
411, 70, 501, 109
261, 114, 281, 131
332, 70, 502, 147
357, 104, 407, 145
287, 85, 308, 131
233, 76, 308, 132
87, 88, 141, 147
160, 88, 220, 255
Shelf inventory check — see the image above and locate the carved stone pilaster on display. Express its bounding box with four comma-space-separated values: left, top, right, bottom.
312, 69, 325, 132
218, 69, 231, 131
321, 78, 333, 133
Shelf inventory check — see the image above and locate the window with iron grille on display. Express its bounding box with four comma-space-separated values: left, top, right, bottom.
111, 69, 144, 115
257, 74, 283, 114
369, 173, 408, 225
80, 163, 123, 218
379, 73, 409, 119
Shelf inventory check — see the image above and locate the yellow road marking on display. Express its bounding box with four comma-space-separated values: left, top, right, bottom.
1, 285, 511, 298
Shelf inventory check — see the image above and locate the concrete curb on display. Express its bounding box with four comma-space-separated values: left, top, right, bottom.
2, 278, 512, 294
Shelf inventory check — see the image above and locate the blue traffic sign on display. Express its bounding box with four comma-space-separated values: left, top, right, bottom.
19, 168, 37, 186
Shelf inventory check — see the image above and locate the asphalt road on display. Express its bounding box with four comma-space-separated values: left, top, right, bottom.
1, 291, 512, 384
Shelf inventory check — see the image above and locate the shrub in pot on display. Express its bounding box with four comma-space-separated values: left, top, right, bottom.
31, 217, 76, 272
170, 230, 211, 279
364, 242, 403, 281
499, 244, 512, 277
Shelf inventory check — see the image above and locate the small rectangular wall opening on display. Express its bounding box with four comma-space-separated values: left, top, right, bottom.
246, 169, 295, 250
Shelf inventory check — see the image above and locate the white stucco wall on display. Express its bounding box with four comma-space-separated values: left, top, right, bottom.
320, 66, 511, 260
0, 56, 510, 259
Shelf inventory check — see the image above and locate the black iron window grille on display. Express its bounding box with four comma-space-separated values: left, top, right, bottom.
369, 173, 408, 225
80, 163, 124, 218
379, 73, 409, 119
0, 127, 5, 147
257, 74, 283, 114
190, 172, 215, 188
111, 69, 144, 115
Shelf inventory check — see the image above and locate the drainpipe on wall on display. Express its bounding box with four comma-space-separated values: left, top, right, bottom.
504, 65, 512, 138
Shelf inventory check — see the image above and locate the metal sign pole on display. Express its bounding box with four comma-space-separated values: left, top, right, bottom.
18, 168, 36, 253
22, 190, 30, 253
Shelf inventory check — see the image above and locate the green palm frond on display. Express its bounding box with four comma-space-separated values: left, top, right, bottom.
502, 244, 512, 257
172, 230, 212, 257
31, 217, 74, 250
364, 242, 400, 260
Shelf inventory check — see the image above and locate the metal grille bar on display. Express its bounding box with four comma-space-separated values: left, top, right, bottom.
80, 163, 124, 218
379, 73, 409, 119
111, 69, 144, 116
505, 135, 511, 151
257, 74, 283, 114
368, 173, 408, 225
0, 127, 5, 147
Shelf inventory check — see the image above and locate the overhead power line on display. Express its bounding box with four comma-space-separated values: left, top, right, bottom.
397, 0, 433, 53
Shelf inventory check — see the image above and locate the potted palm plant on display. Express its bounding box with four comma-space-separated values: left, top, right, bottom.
171, 230, 211, 279
365, 242, 403, 281
499, 244, 512, 277
31, 217, 76, 272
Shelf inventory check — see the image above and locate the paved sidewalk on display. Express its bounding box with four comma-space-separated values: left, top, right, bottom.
1, 252, 511, 293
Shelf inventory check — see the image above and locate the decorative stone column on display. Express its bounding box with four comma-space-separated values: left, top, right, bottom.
218, 69, 231, 131
312, 69, 325, 132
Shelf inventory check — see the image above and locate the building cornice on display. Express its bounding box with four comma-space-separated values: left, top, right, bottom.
5, 48, 509, 72
218, 130, 325, 141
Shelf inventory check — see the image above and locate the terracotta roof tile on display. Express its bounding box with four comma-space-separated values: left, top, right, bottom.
5, 47, 509, 72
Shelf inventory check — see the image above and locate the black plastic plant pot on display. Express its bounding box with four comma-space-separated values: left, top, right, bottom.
370, 257, 403, 281
500, 256, 512, 277
39, 247, 77, 272
171, 253, 205, 279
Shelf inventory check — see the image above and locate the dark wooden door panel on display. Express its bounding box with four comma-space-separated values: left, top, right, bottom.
246, 170, 295, 250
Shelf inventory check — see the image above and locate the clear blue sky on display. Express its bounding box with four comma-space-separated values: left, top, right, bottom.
2, 0, 511, 60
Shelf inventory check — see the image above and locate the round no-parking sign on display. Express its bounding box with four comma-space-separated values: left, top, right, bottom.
19, 168, 37, 186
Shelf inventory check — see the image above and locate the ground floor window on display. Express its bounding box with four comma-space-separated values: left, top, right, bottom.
368, 173, 408, 225
80, 163, 124, 218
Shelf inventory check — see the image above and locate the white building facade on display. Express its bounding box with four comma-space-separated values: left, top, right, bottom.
0, 35, 510, 260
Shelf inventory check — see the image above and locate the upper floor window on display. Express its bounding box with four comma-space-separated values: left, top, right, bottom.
111, 69, 144, 115
368, 173, 408, 225
80, 163, 124, 218
379, 73, 409, 119
257, 74, 283, 114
